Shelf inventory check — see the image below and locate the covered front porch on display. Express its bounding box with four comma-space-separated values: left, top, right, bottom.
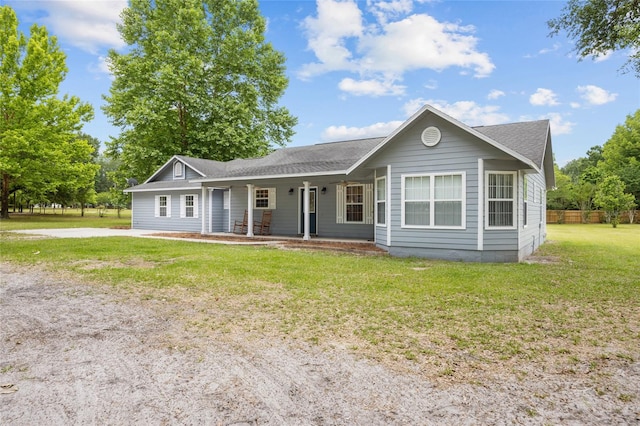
199, 174, 377, 243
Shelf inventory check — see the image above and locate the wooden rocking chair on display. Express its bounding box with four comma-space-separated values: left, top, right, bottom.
233, 210, 248, 234
253, 210, 272, 235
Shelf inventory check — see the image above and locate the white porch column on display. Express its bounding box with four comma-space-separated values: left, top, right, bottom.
208, 187, 213, 233
303, 180, 310, 241
246, 184, 254, 237
477, 159, 484, 251
201, 186, 207, 235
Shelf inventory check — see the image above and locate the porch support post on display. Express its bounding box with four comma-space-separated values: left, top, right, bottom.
246, 184, 254, 237
201, 186, 206, 235
303, 180, 310, 241
477, 159, 484, 251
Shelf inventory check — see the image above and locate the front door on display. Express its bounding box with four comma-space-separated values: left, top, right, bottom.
299, 188, 317, 234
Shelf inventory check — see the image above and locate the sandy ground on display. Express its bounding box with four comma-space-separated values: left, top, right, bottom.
1, 262, 639, 425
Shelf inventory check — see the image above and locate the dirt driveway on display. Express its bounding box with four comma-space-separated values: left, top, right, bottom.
1, 262, 638, 425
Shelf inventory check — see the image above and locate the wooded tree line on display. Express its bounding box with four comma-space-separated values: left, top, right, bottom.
1, 0, 638, 220
548, 110, 639, 227
1, 0, 295, 218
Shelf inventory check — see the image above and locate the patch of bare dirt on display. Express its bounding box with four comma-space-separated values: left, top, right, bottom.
1, 262, 639, 424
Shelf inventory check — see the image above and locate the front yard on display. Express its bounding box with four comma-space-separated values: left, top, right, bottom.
1, 223, 638, 383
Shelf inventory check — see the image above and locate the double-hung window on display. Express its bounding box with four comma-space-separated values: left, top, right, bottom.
346, 185, 364, 223
155, 195, 171, 218
180, 194, 198, 218
486, 171, 516, 228
254, 188, 276, 209
402, 173, 465, 228
375, 177, 386, 226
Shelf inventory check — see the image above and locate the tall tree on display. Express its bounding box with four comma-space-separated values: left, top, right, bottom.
0, 6, 94, 219
103, 0, 297, 181
600, 109, 640, 206
548, 0, 640, 76
594, 175, 636, 227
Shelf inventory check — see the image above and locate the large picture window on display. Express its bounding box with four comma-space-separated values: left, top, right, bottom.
375, 176, 386, 226
402, 173, 465, 228
486, 172, 516, 228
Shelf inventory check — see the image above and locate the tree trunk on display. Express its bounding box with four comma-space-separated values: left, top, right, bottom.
1, 174, 10, 219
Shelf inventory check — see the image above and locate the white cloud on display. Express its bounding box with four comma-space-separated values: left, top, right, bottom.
529, 88, 559, 106
545, 113, 575, 135
366, 0, 414, 24
424, 79, 438, 90
418, 99, 510, 126
21, 0, 128, 54
577, 85, 618, 105
593, 50, 614, 62
87, 55, 114, 79
322, 120, 403, 141
338, 77, 405, 96
299, 0, 364, 79
359, 14, 494, 78
487, 89, 505, 100
570, 102, 581, 109
538, 43, 561, 55
299, 0, 495, 91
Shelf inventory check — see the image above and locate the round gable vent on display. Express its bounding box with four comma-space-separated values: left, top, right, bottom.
421, 126, 441, 147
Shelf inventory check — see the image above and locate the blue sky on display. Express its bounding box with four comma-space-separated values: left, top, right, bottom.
6, 0, 639, 166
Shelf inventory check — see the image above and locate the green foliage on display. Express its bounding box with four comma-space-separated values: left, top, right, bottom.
548, 0, 640, 76
103, 0, 297, 181
0, 208, 130, 229
0, 6, 96, 219
594, 175, 636, 227
600, 109, 640, 206
562, 145, 603, 183
547, 164, 574, 213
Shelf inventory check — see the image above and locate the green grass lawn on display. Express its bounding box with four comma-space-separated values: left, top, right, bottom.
1, 222, 638, 382
0, 208, 131, 230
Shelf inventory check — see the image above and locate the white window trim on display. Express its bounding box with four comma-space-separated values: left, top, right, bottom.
345, 184, 365, 224
180, 194, 199, 219
485, 171, 517, 230
336, 183, 373, 224
154, 195, 171, 218
375, 176, 386, 227
400, 172, 466, 230
254, 187, 276, 210
173, 161, 184, 179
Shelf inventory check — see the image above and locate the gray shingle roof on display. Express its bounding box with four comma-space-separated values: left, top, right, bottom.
137, 116, 549, 188
177, 137, 384, 180
473, 120, 550, 169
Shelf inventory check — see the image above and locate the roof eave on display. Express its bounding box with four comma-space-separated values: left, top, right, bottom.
191, 169, 350, 184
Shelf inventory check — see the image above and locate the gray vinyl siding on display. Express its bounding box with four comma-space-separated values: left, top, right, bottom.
482, 160, 520, 252
131, 190, 202, 232
210, 189, 226, 232
366, 114, 509, 255
225, 177, 374, 239
374, 168, 389, 246
154, 163, 202, 182
518, 170, 547, 259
